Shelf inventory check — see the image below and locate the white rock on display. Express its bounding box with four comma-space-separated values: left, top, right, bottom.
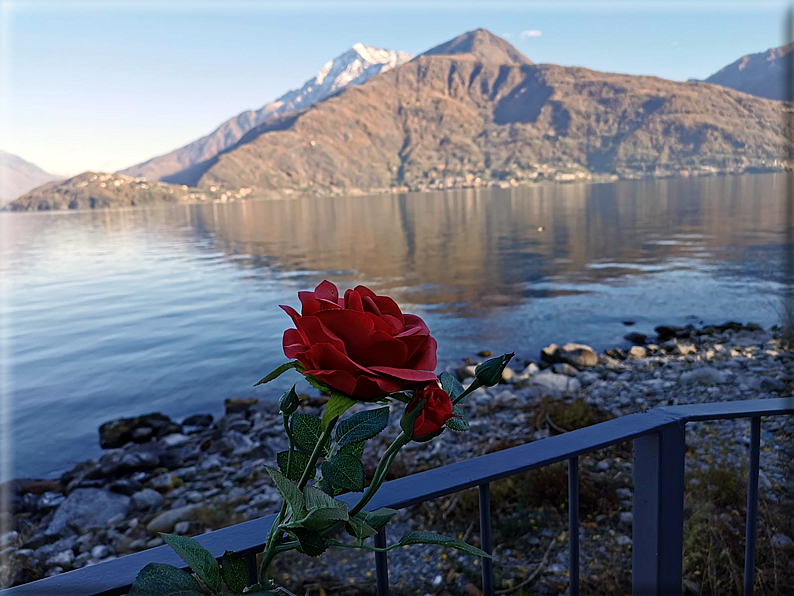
161, 433, 191, 447
529, 371, 581, 393
680, 367, 728, 386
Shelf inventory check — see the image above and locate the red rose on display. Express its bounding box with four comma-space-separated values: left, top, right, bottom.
281, 280, 438, 400
409, 382, 455, 438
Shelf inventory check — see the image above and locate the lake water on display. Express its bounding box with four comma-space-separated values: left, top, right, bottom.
1, 174, 789, 481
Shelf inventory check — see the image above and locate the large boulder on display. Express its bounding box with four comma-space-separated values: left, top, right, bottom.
45, 489, 130, 537
541, 343, 599, 369
98, 413, 181, 449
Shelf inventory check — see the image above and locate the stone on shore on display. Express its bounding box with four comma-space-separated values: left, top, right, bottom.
680, 367, 729, 386
528, 371, 581, 393
541, 343, 599, 368
146, 505, 199, 535
46, 489, 130, 537
98, 413, 181, 449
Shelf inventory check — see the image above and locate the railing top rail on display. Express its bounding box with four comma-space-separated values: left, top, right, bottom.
3, 397, 792, 596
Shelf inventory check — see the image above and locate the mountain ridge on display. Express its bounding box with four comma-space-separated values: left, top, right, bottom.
7, 29, 789, 212
120, 43, 411, 183
0, 150, 62, 207
705, 43, 794, 100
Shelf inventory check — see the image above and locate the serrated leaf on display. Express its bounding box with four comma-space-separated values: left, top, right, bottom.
128, 562, 205, 596
322, 392, 356, 429
265, 466, 305, 518
291, 414, 326, 455
220, 550, 247, 594
304, 374, 332, 392
446, 405, 469, 432
304, 484, 348, 514
286, 527, 327, 557
284, 484, 349, 531
339, 441, 365, 458
359, 507, 399, 532
276, 450, 310, 482
322, 453, 365, 492
439, 371, 465, 400
160, 533, 221, 593
346, 516, 378, 540
398, 531, 492, 558
255, 361, 301, 386
334, 407, 390, 446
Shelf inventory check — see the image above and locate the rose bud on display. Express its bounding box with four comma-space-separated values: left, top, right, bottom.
279, 385, 300, 416
281, 280, 438, 401
474, 352, 515, 387
405, 382, 456, 441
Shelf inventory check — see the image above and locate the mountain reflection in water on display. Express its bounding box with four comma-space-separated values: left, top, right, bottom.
0, 174, 786, 479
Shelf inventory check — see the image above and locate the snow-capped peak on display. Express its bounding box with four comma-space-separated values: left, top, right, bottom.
271, 44, 412, 113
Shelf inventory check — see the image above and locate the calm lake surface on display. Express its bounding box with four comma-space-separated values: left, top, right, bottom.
1, 174, 788, 480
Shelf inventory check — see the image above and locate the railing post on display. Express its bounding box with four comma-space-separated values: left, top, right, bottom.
479, 483, 494, 596
632, 421, 686, 596
374, 528, 390, 596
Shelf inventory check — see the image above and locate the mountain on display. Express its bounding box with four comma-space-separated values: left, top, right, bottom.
0, 151, 62, 206
705, 43, 793, 100
423, 27, 532, 65
120, 44, 411, 183
187, 29, 787, 196
8, 29, 789, 212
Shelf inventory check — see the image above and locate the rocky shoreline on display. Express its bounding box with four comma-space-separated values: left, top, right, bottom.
2, 321, 793, 594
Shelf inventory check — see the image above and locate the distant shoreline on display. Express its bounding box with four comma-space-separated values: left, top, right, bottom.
2, 168, 784, 214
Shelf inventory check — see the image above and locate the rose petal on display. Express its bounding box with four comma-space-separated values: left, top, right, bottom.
296, 316, 348, 355
306, 369, 358, 396
407, 336, 437, 372
314, 280, 340, 303
368, 366, 438, 383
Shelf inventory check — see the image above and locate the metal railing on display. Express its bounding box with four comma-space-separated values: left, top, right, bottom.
3, 397, 793, 596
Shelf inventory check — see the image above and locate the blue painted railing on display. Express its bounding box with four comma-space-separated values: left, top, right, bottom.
3, 397, 793, 596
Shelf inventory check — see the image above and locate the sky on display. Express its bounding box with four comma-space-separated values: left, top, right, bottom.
0, 0, 790, 176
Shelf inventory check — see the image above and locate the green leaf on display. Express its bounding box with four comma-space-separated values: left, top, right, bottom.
160, 533, 221, 593
339, 441, 365, 458
291, 414, 326, 455
220, 551, 247, 594
474, 353, 515, 387
358, 507, 399, 532
322, 453, 365, 492
304, 374, 332, 392
304, 484, 348, 514
322, 392, 356, 429
278, 385, 300, 416
284, 484, 349, 531
265, 466, 305, 517
446, 405, 469, 432
317, 476, 337, 496
398, 531, 492, 558
128, 562, 205, 596
286, 527, 328, 557
276, 450, 310, 482
335, 407, 390, 446
439, 372, 465, 400
254, 361, 301, 386
346, 516, 378, 540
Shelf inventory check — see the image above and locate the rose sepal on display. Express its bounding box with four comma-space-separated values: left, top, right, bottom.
399, 397, 427, 439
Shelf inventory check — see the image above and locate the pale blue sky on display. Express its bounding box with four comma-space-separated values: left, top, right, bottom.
0, 0, 788, 176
